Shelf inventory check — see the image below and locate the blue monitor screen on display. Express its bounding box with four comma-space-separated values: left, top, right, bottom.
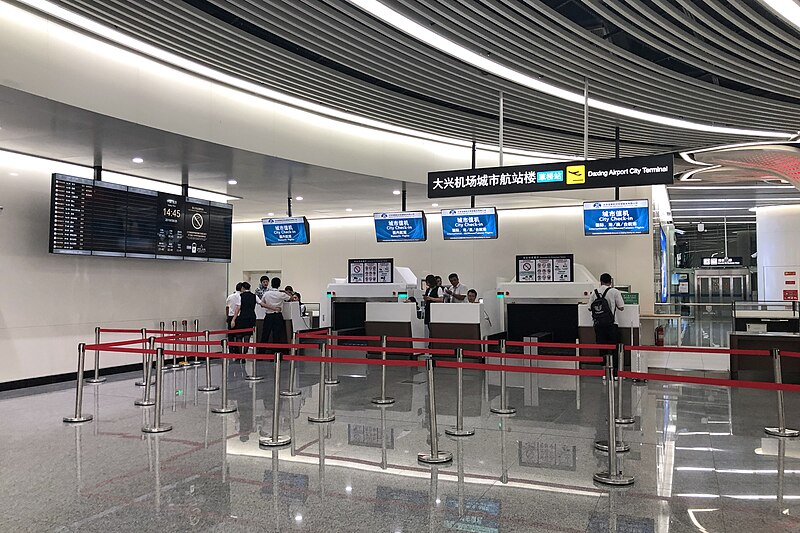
583, 200, 649, 236
374, 211, 427, 242
261, 216, 310, 246
441, 207, 498, 240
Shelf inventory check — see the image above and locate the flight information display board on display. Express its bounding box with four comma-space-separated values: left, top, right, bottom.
348, 258, 394, 284
516, 254, 574, 282
583, 199, 650, 236
441, 207, 498, 240
49, 173, 232, 262
373, 211, 427, 242
261, 216, 310, 246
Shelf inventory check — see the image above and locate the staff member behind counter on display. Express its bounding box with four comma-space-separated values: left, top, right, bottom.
444, 272, 468, 303
259, 277, 290, 349
423, 274, 445, 337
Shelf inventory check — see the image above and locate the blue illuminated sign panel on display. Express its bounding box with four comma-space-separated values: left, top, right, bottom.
536, 170, 564, 183
583, 200, 649, 236
261, 216, 310, 246
441, 207, 498, 240
374, 211, 427, 242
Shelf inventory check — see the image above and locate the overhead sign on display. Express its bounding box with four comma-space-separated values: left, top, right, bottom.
583, 199, 649, 236
261, 216, 310, 246
701, 256, 743, 267
441, 207, 498, 240
348, 258, 394, 284
516, 254, 574, 282
373, 211, 427, 242
428, 154, 673, 198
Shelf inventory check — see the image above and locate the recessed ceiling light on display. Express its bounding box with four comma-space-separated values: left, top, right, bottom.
9, 172, 19, 176
295, 196, 303, 201
227, 179, 237, 185
267, 212, 274, 216
392, 190, 401, 195
431, 203, 439, 207
345, 208, 353, 212
131, 157, 144, 164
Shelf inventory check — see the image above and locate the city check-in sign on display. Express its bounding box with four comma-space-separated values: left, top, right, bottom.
427, 154, 674, 198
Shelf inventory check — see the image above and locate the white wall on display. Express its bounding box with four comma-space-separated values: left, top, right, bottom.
757, 205, 800, 301
0, 153, 226, 384
231, 188, 655, 315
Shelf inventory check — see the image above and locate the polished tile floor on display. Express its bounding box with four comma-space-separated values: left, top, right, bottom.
3, 356, 800, 532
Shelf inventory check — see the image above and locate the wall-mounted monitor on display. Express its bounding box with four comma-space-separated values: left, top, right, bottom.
261, 216, 310, 246
441, 207, 498, 240
373, 211, 427, 242
583, 200, 649, 236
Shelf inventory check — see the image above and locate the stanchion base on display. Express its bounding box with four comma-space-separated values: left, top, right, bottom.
244, 376, 264, 382
372, 396, 395, 405
85, 378, 106, 384
280, 390, 302, 397
490, 407, 516, 415
631, 379, 647, 385
418, 451, 453, 464
259, 435, 291, 447
189, 361, 203, 367
63, 415, 93, 424
198, 386, 220, 392
142, 424, 173, 433
211, 406, 237, 414
593, 471, 635, 486
134, 399, 155, 407
594, 440, 630, 453
308, 415, 335, 423
445, 427, 475, 437
324, 379, 340, 385
765, 427, 800, 437
615, 417, 635, 425
163, 365, 179, 371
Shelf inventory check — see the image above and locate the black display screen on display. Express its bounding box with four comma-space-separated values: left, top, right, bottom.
49, 173, 233, 262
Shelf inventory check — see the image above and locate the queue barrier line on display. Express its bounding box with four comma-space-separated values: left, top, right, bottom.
284, 354, 426, 368
211, 328, 254, 335
298, 334, 382, 342
296, 328, 330, 337
327, 344, 454, 356
386, 336, 500, 346
438, 360, 606, 377
506, 340, 617, 350
618, 371, 800, 393
97, 328, 148, 334
461, 350, 604, 363
228, 342, 307, 350
780, 351, 800, 359
624, 345, 770, 356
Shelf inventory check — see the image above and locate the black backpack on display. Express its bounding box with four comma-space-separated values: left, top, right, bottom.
591, 288, 615, 326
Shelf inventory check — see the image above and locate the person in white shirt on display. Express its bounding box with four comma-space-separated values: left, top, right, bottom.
225, 282, 243, 353
588, 273, 625, 374
259, 277, 291, 345
254, 276, 269, 348
444, 273, 468, 303
467, 289, 491, 326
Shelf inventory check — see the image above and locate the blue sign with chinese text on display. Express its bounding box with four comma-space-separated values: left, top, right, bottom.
583, 200, 649, 236
261, 216, 310, 245
374, 211, 427, 242
441, 208, 498, 240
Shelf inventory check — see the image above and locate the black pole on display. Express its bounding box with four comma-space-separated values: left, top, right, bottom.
401, 182, 407, 211
93, 165, 102, 182
471, 140, 477, 208
614, 125, 620, 200
181, 165, 189, 197
287, 196, 292, 217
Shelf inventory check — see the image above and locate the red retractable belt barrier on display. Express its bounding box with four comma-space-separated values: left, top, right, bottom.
462, 350, 604, 363
97, 328, 144, 334
146, 330, 202, 336
84, 345, 157, 355
619, 370, 800, 392
506, 340, 617, 350
297, 335, 382, 342
327, 344, 454, 356
625, 345, 770, 356
284, 354, 425, 367
781, 351, 800, 359
386, 336, 499, 345
438, 360, 606, 377
227, 342, 307, 350
297, 328, 329, 337
155, 339, 218, 346
210, 328, 253, 335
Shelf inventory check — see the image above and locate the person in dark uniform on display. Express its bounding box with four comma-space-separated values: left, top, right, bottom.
232, 282, 257, 349
423, 274, 445, 338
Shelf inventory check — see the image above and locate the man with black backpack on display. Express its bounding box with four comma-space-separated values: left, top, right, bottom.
589, 273, 625, 376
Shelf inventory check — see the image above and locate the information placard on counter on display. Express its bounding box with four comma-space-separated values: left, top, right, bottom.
348, 258, 394, 283
441, 207, 498, 240
261, 216, 310, 246
516, 254, 574, 282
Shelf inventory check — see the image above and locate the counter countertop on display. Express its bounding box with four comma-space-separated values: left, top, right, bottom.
730, 331, 800, 338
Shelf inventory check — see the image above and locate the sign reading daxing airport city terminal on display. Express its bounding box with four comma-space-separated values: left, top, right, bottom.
427, 154, 673, 198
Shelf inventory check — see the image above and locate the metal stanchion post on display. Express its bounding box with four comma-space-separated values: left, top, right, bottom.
245, 328, 263, 382
180, 320, 189, 365
281, 333, 302, 396
595, 350, 630, 453
615, 344, 634, 425
85, 326, 106, 384
198, 330, 219, 392
324, 343, 339, 385
64, 343, 94, 423
765, 348, 800, 437
490, 339, 515, 415
142, 348, 173, 433
164, 320, 178, 369
308, 349, 335, 423
211, 340, 237, 414
372, 335, 395, 405
135, 328, 149, 386
418, 358, 452, 464
135, 337, 157, 407
593, 354, 634, 486
446, 348, 475, 437
260, 353, 292, 447
190, 319, 202, 366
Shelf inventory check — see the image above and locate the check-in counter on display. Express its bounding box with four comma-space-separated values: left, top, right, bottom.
730, 331, 800, 383
282, 301, 311, 340
428, 303, 490, 356
577, 304, 640, 369
364, 302, 425, 352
